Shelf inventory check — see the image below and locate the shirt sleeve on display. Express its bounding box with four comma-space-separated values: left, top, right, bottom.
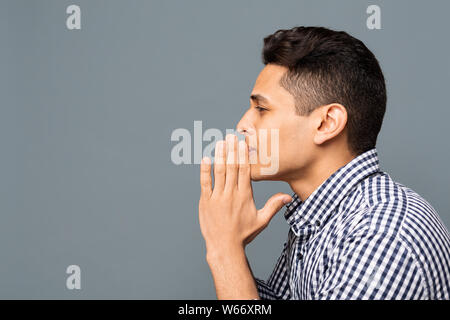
313, 225, 427, 300
254, 241, 292, 300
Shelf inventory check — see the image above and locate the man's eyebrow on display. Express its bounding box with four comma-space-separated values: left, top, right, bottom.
250, 94, 270, 105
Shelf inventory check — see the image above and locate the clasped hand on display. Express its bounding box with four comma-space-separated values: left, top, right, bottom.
198, 134, 292, 256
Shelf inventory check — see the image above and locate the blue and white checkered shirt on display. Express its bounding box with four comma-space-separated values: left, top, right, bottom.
255, 148, 450, 299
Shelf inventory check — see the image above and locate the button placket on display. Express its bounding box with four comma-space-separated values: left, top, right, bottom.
294, 225, 317, 298
291, 235, 306, 296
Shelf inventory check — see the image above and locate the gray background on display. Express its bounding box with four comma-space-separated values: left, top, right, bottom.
1, 0, 449, 299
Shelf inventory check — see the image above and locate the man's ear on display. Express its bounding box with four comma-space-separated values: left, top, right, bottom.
313, 103, 348, 145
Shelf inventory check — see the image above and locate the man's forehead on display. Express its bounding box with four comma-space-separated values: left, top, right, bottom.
253, 64, 287, 89
251, 64, 291, 103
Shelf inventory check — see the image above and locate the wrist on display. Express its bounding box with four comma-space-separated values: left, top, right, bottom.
206, 243, 246, 265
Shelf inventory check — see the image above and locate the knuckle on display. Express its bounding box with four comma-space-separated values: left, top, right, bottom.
215, 165, 225, 174
227, 162, 238, 169
239, 164, 250, 173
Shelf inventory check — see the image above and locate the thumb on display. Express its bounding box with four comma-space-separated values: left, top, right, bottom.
258, 193, 292, 225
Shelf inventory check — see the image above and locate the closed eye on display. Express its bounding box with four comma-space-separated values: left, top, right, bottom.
255, 106, 267, 112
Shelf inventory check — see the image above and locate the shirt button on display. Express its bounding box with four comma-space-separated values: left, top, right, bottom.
298, 253, 303, 260
315, 220, 321, 227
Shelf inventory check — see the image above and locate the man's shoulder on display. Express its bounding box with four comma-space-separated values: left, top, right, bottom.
327, 172, 450, 299
357, 172, 443, 231
359, 171, 410, 209
329, 171, 443, 240
354, 171, 450, 299
350, 172, 450, 253
335, 171, 408, 235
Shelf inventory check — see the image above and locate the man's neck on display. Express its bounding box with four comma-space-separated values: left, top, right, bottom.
288, 151, 356, 202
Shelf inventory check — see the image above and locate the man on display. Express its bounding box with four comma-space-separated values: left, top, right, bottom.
198, 26, 450, 299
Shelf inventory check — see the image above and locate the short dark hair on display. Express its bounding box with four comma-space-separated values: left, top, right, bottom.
262, 26, 387, 156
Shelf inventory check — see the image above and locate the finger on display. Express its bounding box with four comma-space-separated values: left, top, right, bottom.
200, 156, 212, 199
257, 193, 292, 226
224, 134, 238, 192
238, 140, 251, 191
213, 140, 226, 194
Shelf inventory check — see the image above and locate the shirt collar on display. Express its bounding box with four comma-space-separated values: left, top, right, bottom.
284, 148, 380, 236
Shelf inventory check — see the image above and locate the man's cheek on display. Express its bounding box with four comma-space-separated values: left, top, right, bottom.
259, 128, 280, 176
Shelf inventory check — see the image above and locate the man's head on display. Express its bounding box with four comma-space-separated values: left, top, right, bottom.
236, 26, 386, 182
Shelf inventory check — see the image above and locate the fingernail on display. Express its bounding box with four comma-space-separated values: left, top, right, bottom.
283, 197, 292, 204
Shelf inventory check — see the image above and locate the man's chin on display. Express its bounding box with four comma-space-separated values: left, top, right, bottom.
250, 168, 280, 181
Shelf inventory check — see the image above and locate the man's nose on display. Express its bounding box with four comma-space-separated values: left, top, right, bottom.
236, 111, 255, 136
